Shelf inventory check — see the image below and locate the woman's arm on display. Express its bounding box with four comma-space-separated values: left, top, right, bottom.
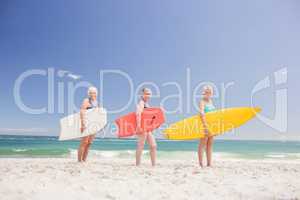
80, 98, 89, 133
136, 101, 144, 133
199, 101, 209, 135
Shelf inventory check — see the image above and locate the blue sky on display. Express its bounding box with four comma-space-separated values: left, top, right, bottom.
0, 0, 299, 140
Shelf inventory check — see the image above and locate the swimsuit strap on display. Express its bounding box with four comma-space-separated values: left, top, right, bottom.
204, 101, 215, 113
141, 98, 149, 108
87, 98, 99, 109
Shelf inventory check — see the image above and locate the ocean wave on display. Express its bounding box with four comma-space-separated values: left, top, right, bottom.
1, 148, 300, 161
68, 149, 137, 158
68, 149, 164, 159
93, 138, 136, 142
0, 148, 69, 157
264, 153, 300, 159
214, 152, 241, 158
0, 136, 57, 141
12, 148, 29, 152
67, 149, 243, 160
265, 154, 286, 158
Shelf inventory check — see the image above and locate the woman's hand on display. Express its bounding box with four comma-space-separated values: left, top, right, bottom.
80, 98, 89, 134
204, 128, 210, 136
136, 126, 142, 134
203, 123, 210, 136
81, 124, 86, 133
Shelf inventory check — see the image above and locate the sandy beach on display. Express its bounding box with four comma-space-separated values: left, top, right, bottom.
1, 158, 299, 200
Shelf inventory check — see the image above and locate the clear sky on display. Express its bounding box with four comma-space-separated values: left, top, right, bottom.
0, 0, 299, 140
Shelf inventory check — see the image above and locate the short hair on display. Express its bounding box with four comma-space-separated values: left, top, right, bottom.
142, 87, 152, 95
87, 86, 98, 96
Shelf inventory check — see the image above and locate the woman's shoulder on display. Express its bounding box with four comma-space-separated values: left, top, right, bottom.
199, 99, 206, 105
136, 100, 146, 110
137, 99, 144, 106
82, 98, 90, 104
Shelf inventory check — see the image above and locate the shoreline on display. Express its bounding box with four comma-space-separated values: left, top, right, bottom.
2, 149, 300, 163
1, 156, 300, 164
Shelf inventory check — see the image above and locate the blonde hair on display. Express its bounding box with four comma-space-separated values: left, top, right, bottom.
87, 86, 98, 96
202, 85, 213, 95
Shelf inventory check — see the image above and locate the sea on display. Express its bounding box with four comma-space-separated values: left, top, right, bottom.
0, 135, 300, 161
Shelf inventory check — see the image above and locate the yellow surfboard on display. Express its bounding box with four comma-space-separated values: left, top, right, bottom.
163, 107, 261, 140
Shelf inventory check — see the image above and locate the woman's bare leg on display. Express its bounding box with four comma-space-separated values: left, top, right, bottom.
206, 136, 214, 167
82, 135, 95, 162
146, 132, 157, 166
198, 137, 207, 167
78, 136, 88, 162
136, 133, 147, 166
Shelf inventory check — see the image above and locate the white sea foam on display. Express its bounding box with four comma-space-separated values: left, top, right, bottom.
264, 153, 300, 159
12, 149, 28, 152
265, 154, 286, 158
67, 149, 243, 160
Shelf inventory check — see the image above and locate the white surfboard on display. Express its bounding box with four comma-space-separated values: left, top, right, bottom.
59, 107, 107, 141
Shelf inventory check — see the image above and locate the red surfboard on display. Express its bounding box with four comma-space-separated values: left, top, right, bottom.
115, 107, 165, 138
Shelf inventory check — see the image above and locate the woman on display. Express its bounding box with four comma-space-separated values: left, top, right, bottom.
135, 88, 157, 166
198, 85, 216, 167
78, 86, 99, 162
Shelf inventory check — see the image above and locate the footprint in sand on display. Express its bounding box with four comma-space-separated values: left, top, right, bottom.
105, 194, 116, 200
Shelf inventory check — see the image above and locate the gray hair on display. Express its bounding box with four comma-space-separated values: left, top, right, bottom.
141, 87, 152, 95
87, 86, 98, 96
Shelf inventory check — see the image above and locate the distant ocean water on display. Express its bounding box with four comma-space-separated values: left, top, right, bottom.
0, 135, 300, 160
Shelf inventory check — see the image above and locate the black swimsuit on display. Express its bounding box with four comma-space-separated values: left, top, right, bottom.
87, 98, 99, 110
